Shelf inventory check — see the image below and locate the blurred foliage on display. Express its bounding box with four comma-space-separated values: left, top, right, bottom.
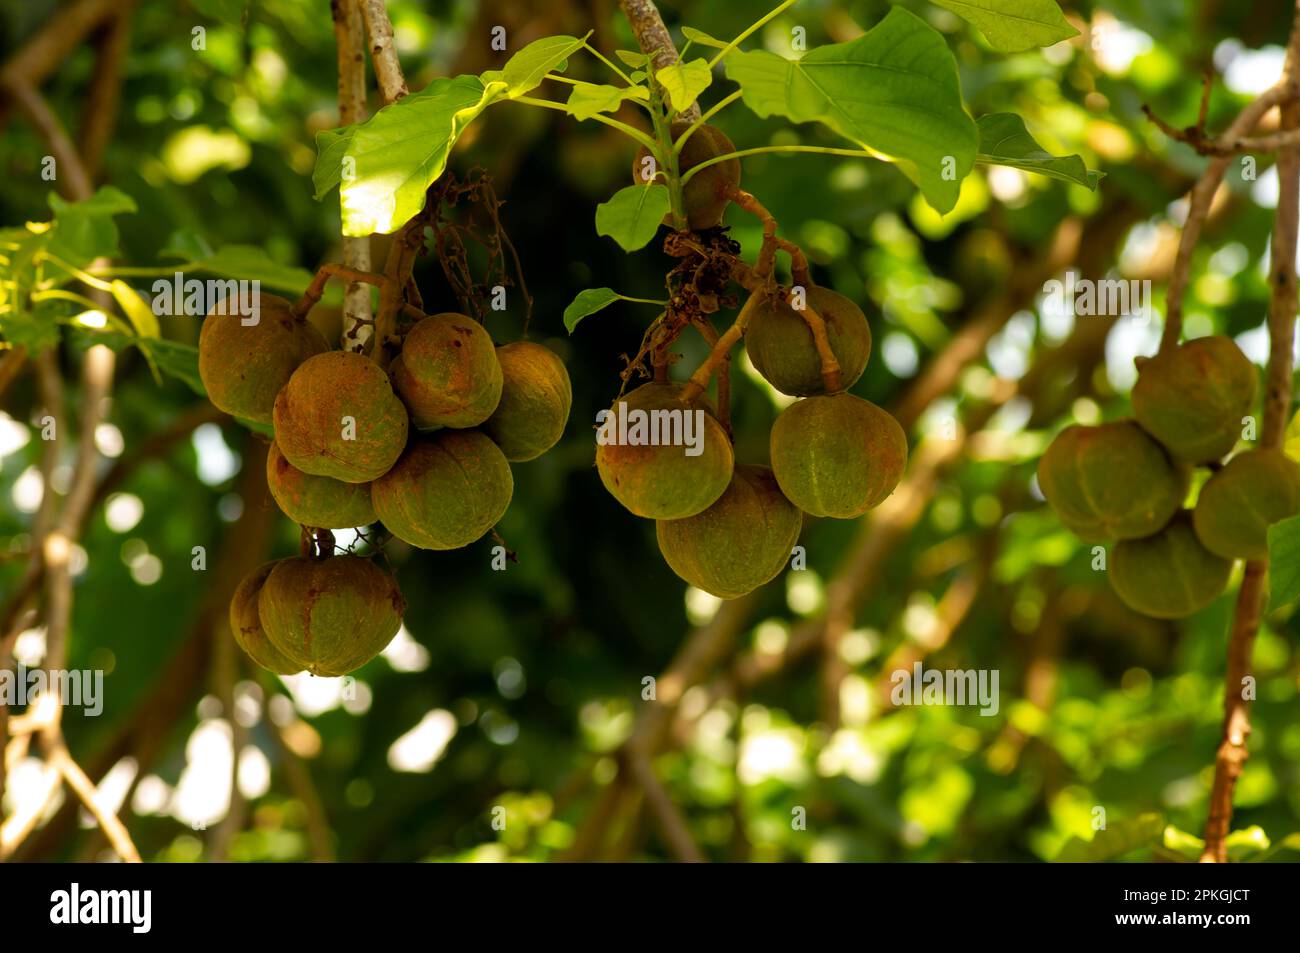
1, 0, 1299, 863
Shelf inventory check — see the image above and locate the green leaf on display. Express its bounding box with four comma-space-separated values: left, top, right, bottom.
976, 113, 1102, 189
65, 329, 205, 396
681, 27, 729, 49
724, 7, 976, 214
313, 74, 497, 236
563, 288, 665, 333
657, 59, 712, 113
615, 49, 652, 67
931, 0, 1077, 53
47, 186, 137, 265
480, 34, 591, 99
190, 0, 249, 26
1224, 826, 1271, 862
160, 229, 215, 262
191, 245, 315, 294
1246, 832, 1300, 862
594, 184, 671, 251
1267, 513, 1300, 610
109, 280, 162, 383
1054, 813, 1165, 862
564, 83, 648, 121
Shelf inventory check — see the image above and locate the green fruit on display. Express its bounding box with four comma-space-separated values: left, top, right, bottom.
769, 393, 906, 518
391, 312, 503, 429
632, 121, 741, 230
266, 441, 377, 529
1110, 512, 1232, 619
229, 561, 302, 675
258, 555, 405, 677
198, 292, 328, 424
744, 286, 871, 396
1037, 420, 1189, 542
482, 342, 572, 461
1193, 448, 1300, 559
656, 465, 802, 599
595, 381, 734, 519
1132, 336, 1256, 463
371, 430, 513, 550
272, 350, 409, 483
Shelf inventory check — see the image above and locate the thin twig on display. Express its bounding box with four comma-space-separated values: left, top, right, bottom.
359, 0, 409, 104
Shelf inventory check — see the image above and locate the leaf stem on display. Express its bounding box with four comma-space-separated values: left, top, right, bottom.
674, 90, 743, 156
515, 95, 659, 153
707, 0, 799, 69
583, 42, 636, 86
680, 144, 878, 185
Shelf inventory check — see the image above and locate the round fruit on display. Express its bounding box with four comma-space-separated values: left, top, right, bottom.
391, 312, 503, 429
272, 350, 409, 483
266, 441, 377, 529
769, 393, 906, 519
198, 292, 328, 424
1131, 336, 1256, 463
229, 561, 302, 675
595, 381, 734, 520
258, 555, 404, 677
1037, 420, 1188, 542
482, 341, 572, 461
1109, 512, 1232, 619
1193, 448, 1300, 559
371, 430, 513, 550
632, 121, 741, 230
656, 465, 802, 599
744, 285, 872, 396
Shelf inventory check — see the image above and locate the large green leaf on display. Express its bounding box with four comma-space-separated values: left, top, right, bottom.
932, 0, 1077, 52
724, 7, 976, 214
594, 184, 671, 251
1268, 513, 1300, 610
977, 113, 1102, 189
314, 75, 497, 236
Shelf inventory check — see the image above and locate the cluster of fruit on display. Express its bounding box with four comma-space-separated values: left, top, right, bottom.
596, 283, 908, 601
198, 291, 572, 674
1038, 335, 1300, 618
605, 121, 909, 599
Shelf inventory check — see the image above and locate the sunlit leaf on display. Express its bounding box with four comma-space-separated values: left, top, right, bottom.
724, 8, 976, 213
480, 34, 591, 99
657, 59, 712, 113
564, 83, 648, 121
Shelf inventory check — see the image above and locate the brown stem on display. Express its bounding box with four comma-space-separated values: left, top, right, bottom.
359, 0, 409, 104
1157, 86, 1288, 353
618, 0, 701, 122
1200, 62, 1300, 862
333, 0, 374, 351
78, 3, 133, 181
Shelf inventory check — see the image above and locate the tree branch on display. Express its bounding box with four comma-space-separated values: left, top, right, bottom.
1200, 13, 1300, 861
